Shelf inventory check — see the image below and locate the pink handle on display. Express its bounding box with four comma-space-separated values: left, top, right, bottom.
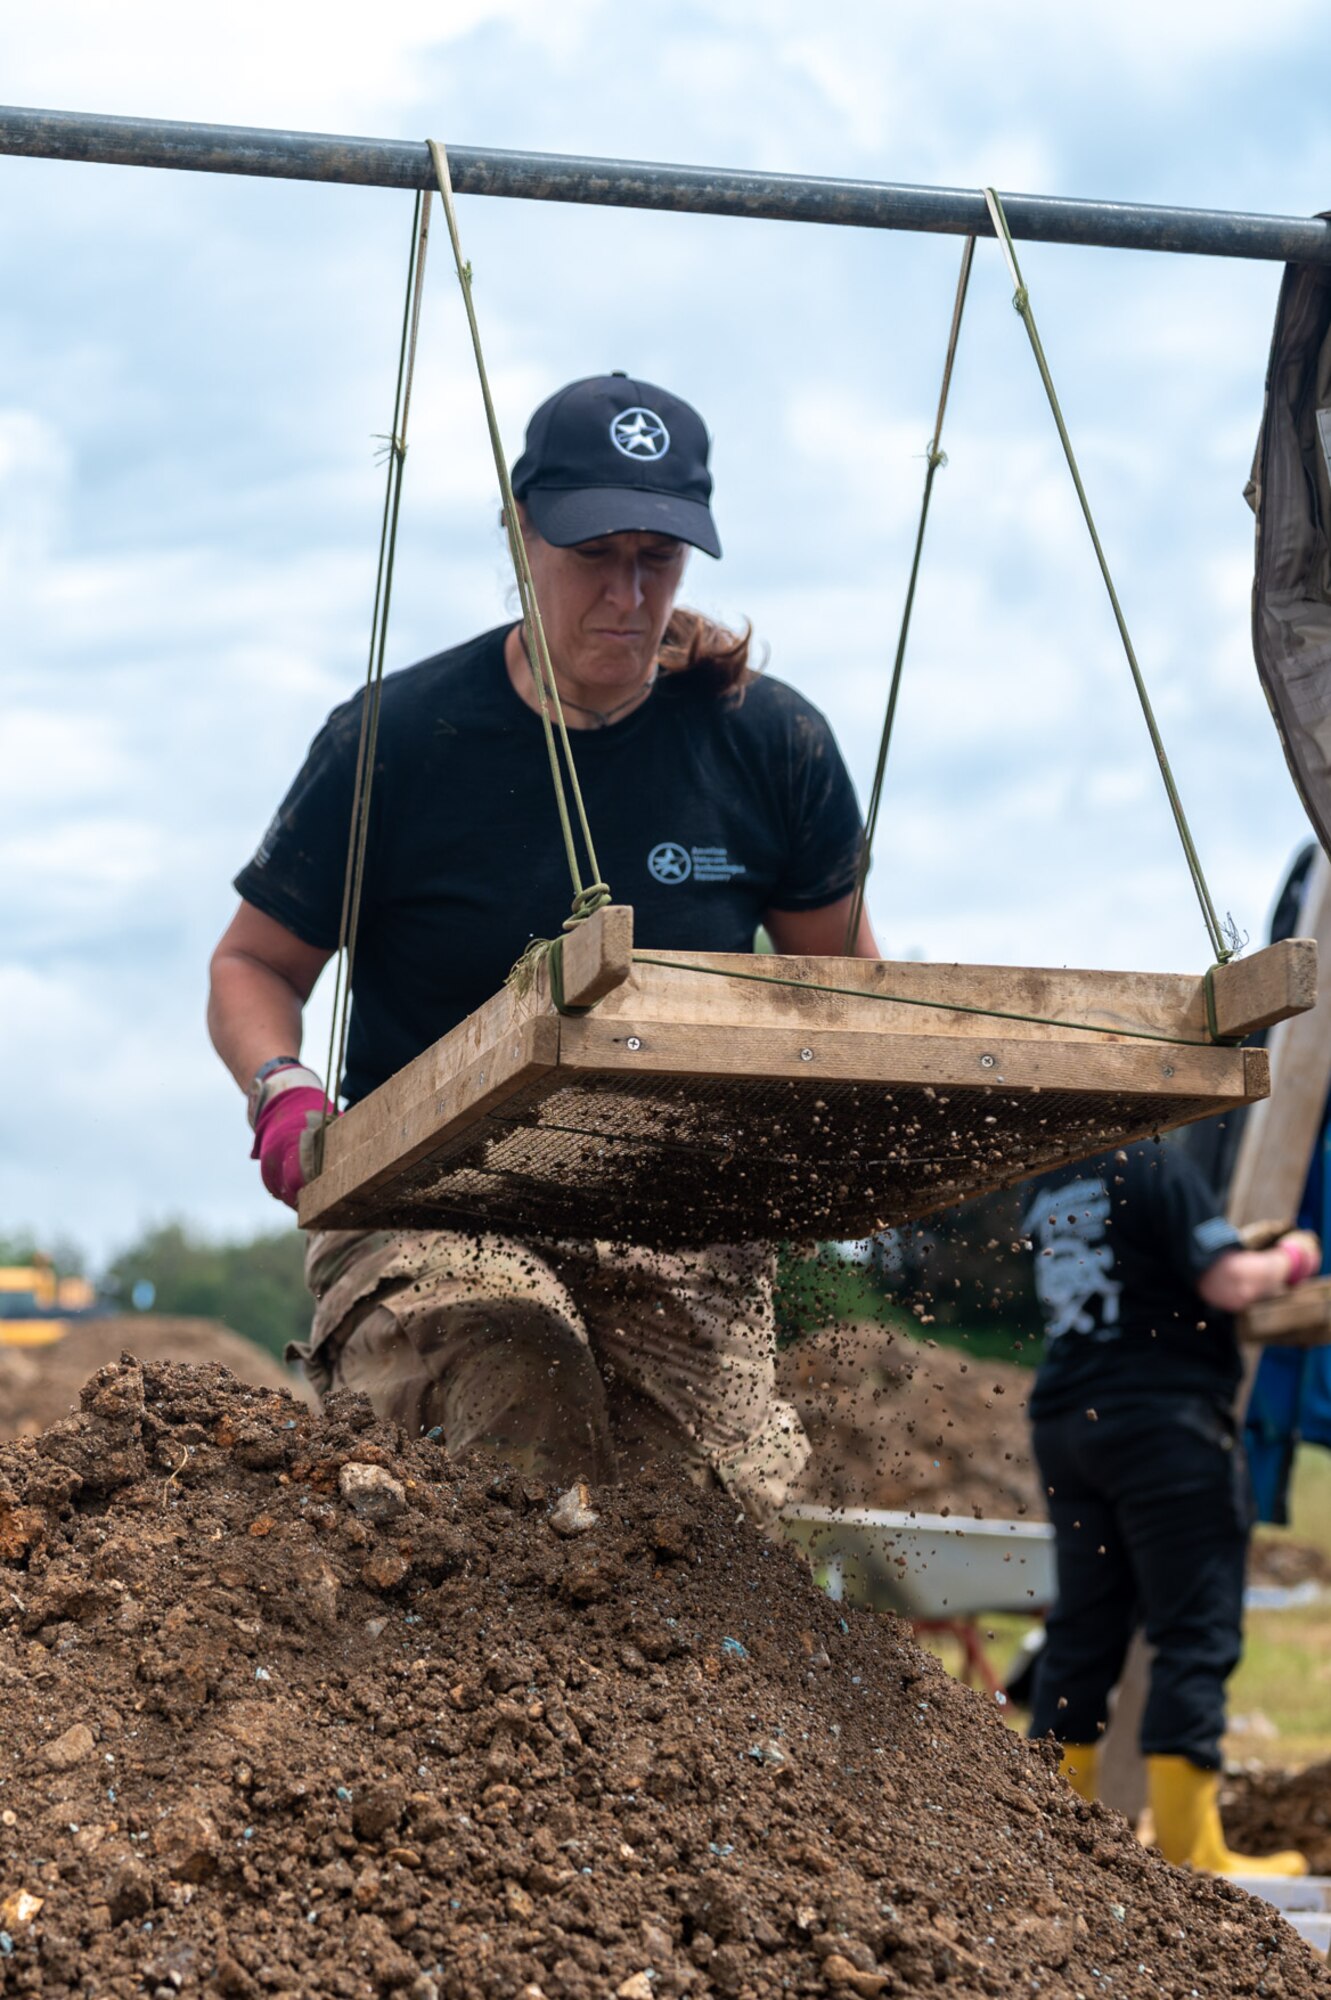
251, 1087, 337, 1208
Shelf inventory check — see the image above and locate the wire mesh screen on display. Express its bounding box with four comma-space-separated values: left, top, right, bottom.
319, 1069, 1223, 1246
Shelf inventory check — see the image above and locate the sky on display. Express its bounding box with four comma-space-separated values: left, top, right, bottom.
2, 0, 1329, 1264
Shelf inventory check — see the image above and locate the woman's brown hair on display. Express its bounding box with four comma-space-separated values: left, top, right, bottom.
658, 606, 759, 696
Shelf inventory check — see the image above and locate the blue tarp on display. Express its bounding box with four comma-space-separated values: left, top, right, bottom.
1244, 1122, 1331, 1523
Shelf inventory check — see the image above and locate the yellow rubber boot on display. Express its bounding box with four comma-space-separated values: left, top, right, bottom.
1147, 1756, 1307, 1876
1058, 1742, 1098, 1802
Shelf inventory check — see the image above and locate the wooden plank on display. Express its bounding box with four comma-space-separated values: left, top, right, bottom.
1238, 1276, 1331, 1347
1208, 937, 1318, 1040
615, 942, 1314, 1046
300, 952, 1278, 1235
298, 1015, 559, 1228
556, 1016, 1263, 1101
1229, 854, 1331, 1231
1095, 1633, 1151, 1824
560, 904, 634, 1008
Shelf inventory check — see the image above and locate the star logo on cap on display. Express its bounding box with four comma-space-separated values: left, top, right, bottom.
610, 407, 670, 461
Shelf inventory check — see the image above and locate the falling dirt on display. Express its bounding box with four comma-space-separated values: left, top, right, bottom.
777, 1324, 1038, 1519
0, 1318, 305, 1442
0, 1356, 1323, 1999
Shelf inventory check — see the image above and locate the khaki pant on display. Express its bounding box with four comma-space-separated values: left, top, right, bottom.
295, 1227, 809, 1524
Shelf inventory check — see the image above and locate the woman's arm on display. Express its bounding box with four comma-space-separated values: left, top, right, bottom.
208, 900, 334, 1094
764, 894, 880, 959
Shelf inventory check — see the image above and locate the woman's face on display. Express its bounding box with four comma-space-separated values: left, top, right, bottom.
519, 511, 688, 694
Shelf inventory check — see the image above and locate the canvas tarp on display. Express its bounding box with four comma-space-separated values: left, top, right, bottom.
1250, 235, 1331, 852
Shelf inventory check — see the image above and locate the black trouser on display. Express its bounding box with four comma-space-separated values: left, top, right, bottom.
1028, 1396, 1252, 1769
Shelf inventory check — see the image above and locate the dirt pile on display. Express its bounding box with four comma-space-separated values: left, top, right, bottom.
778, 1325, 1038, 1519
0, 1318, 303, 1441
1220, 1762, 1331, 1875
0, 1358, 1323, 2000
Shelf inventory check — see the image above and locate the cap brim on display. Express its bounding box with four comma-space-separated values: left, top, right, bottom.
523, 486, 721, 558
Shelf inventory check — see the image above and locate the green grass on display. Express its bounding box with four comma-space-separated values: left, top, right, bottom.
1229, 1447, 1331, 1766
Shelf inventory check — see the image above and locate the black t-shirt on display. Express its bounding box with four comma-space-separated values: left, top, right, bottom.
1023, 1140, 1244, 1420
235, 624, 863, 1104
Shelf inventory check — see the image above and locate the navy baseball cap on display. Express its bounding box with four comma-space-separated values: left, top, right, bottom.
510, 373, 721, 557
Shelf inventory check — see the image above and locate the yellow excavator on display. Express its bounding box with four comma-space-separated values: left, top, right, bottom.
0, 1255, 98, 1348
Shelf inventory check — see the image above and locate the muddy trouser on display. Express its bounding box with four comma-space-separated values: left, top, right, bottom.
1028, 1396, 1252, 1768
293, 1227, 810, 1526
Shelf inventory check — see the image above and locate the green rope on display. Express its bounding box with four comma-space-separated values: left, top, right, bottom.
632, 952, 1233, 1048
844, 236, 976, 954
318, 190, 432, 1154
427, 137, 611, 958
982, 187, 1231, 968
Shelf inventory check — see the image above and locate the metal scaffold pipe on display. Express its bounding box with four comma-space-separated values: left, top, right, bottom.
2, 103, 1330, 264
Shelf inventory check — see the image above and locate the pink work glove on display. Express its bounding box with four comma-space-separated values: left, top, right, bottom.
1278, 1230, 1321, 1288
250, 1067, 339, 1208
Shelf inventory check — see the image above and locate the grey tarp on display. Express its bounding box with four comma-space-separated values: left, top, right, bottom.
1251, 233, 1331, 853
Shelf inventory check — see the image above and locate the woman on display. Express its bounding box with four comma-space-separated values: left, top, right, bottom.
208, 372, 878, 1520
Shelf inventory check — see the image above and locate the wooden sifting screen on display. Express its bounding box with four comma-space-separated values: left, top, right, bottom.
298, 910, 1315, 1249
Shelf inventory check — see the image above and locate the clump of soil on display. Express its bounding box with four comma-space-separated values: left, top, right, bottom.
778, 1324, 1038, 1519
0, 1357, 1323, 2000
0, 1318, 305, 1441
1221, 1762, 1331, 1875
1247, 1536, 1331, 1591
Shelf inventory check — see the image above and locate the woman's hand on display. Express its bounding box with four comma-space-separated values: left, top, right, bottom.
250, 1067, 339, 1208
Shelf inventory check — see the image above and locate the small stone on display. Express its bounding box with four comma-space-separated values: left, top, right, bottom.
550, 1482, 600, 1537
214, 1952, 259, 1999
618, 1977, 654, 2000
151, 1806, 218, 1882
338, 1462, 407, 1522
0, 1891, 42, 1930
641, 1919, 673, 1961
821, 1956, 889, 1996
353, 1779, 406, 1842
105, 1855, 153, 1923
0, 1503, 44, 1562
41, 1723, 96, 1771
361, 1549, 412, 1592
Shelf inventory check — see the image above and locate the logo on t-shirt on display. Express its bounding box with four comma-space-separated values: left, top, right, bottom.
610, 408, 670, 460
647, 842, 748, 885
648, 841, 692, 883
1022, 1176, 1122, 1342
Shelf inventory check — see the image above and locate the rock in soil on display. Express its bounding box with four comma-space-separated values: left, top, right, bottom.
0, 1356, 1324, 2000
